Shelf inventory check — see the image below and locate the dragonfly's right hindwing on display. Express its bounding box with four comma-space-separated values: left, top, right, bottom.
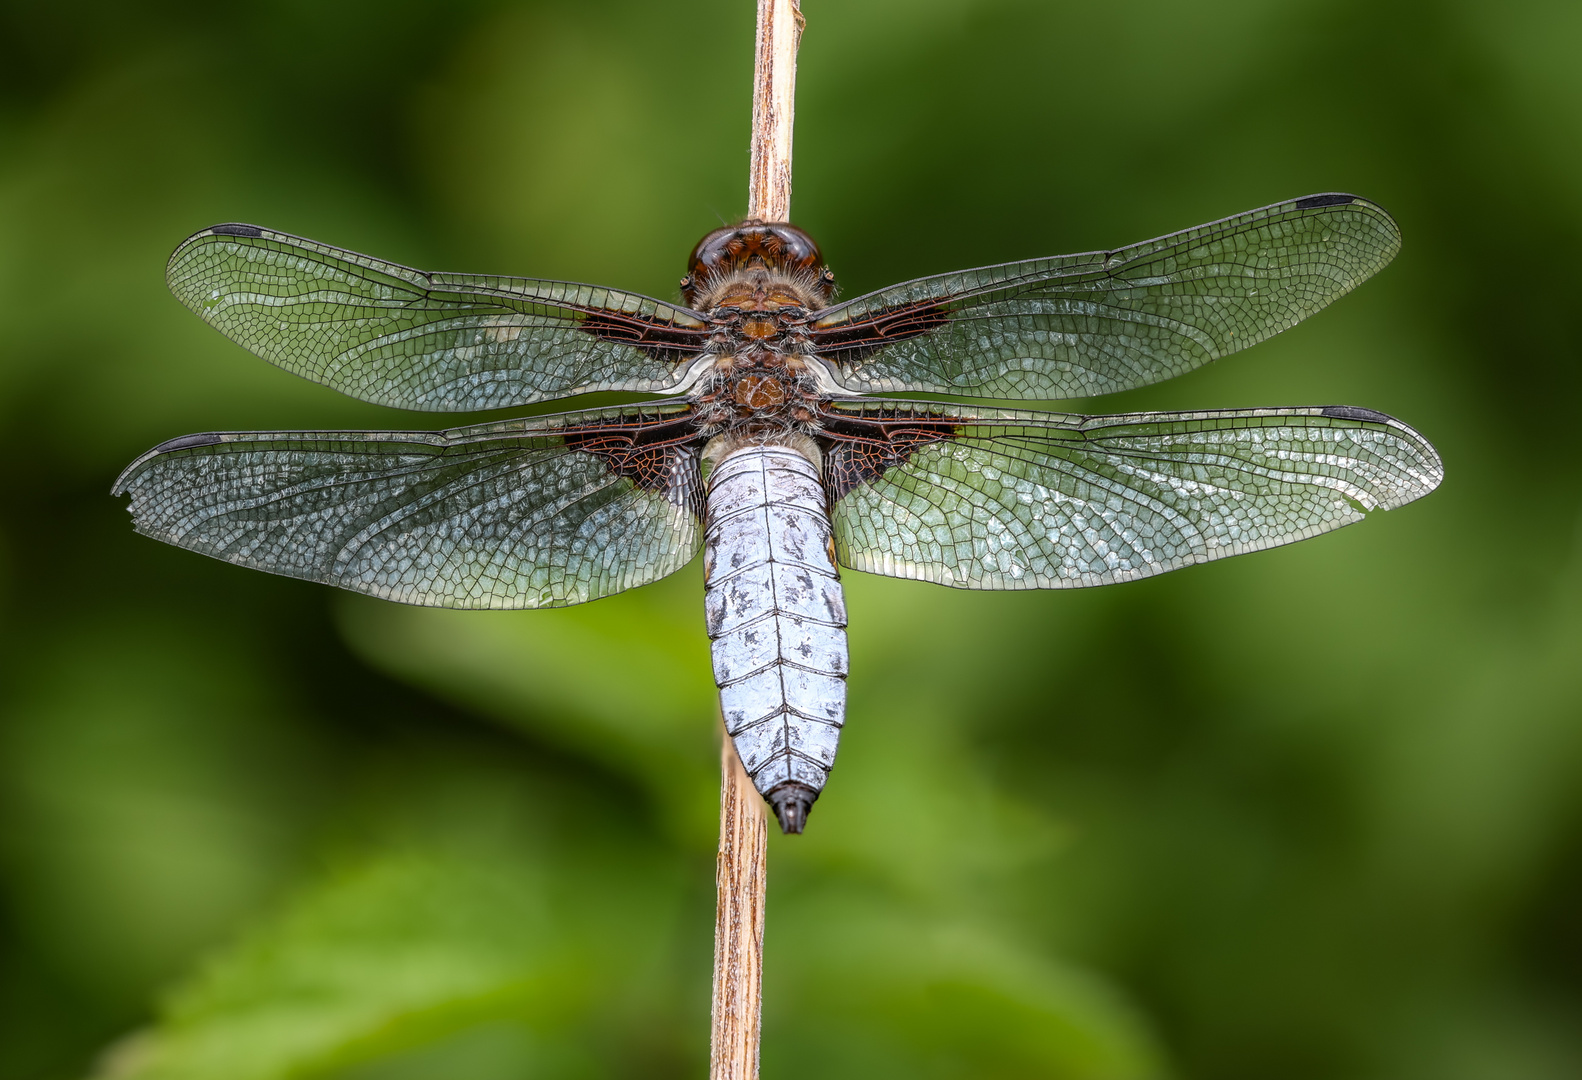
112, 404, 705, 609
704, 445, 848, 833
821, 400, 1442, 590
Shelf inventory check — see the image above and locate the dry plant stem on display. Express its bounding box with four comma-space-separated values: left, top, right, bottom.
710, 724, 768, 1080
747, 0, 803, 221
712, 8, 801, 1078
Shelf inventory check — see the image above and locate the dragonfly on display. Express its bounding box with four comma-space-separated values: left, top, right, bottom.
114, 194, 1442, 833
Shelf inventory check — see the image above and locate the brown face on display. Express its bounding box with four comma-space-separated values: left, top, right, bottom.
681, 221, 834, 308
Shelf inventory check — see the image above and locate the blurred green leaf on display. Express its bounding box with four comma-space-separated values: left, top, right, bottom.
91, 855, 651, 1080
1, 615, 322, 1005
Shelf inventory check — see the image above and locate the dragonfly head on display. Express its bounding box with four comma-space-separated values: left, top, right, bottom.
682, 221, 835, 310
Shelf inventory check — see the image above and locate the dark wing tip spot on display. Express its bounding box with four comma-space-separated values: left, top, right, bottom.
1294, 194, 1358, 210
209, 223, 264, 238
154, 432, 226, 453
1322, 405, 1392, 423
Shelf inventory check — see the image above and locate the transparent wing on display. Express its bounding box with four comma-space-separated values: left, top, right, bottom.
167, 225, 713, 411
810, 195, 1400, 399
821, 400, 1441, 589
112, 403, 705, 608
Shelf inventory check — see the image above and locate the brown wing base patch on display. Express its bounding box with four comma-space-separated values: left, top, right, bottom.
561, 412, 704, 499
818, 407, 960, 499
809, 299, 952, 363
578, 309, 709, 367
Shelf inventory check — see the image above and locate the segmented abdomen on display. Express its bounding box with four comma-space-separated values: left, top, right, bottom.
704, 445, 847, 833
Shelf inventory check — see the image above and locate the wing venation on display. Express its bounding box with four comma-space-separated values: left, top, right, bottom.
167, 225, 713, 411
113, 404, 705, 608
821, 400, 1441, 589
810, 195, 1400, 400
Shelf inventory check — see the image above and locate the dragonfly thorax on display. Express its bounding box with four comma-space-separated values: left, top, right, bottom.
691, 345, 823, 439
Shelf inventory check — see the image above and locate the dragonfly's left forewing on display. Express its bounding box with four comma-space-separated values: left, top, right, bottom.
821, 400, 1441, 589
167, 226, 713, 411
112, 404, 705, 608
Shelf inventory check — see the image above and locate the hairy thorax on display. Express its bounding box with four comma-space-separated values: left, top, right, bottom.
681, 222, 839, 447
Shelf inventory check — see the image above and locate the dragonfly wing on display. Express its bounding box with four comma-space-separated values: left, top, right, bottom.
810, 195, 1400, 399
167, 225, 712, 411
112, 404, 704, 608
821, 400, 1441, 589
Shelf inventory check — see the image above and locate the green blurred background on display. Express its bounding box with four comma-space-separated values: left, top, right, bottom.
2, 1, 1580, 1077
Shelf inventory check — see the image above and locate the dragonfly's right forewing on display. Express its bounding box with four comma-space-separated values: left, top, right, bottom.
809, 195, 1401, 400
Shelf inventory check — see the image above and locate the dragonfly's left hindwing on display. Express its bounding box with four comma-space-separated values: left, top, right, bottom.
820, 400, 1442, 590
113, 404, 705, 608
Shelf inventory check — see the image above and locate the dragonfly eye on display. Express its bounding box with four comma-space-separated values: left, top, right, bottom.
686, 222, 825, 283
